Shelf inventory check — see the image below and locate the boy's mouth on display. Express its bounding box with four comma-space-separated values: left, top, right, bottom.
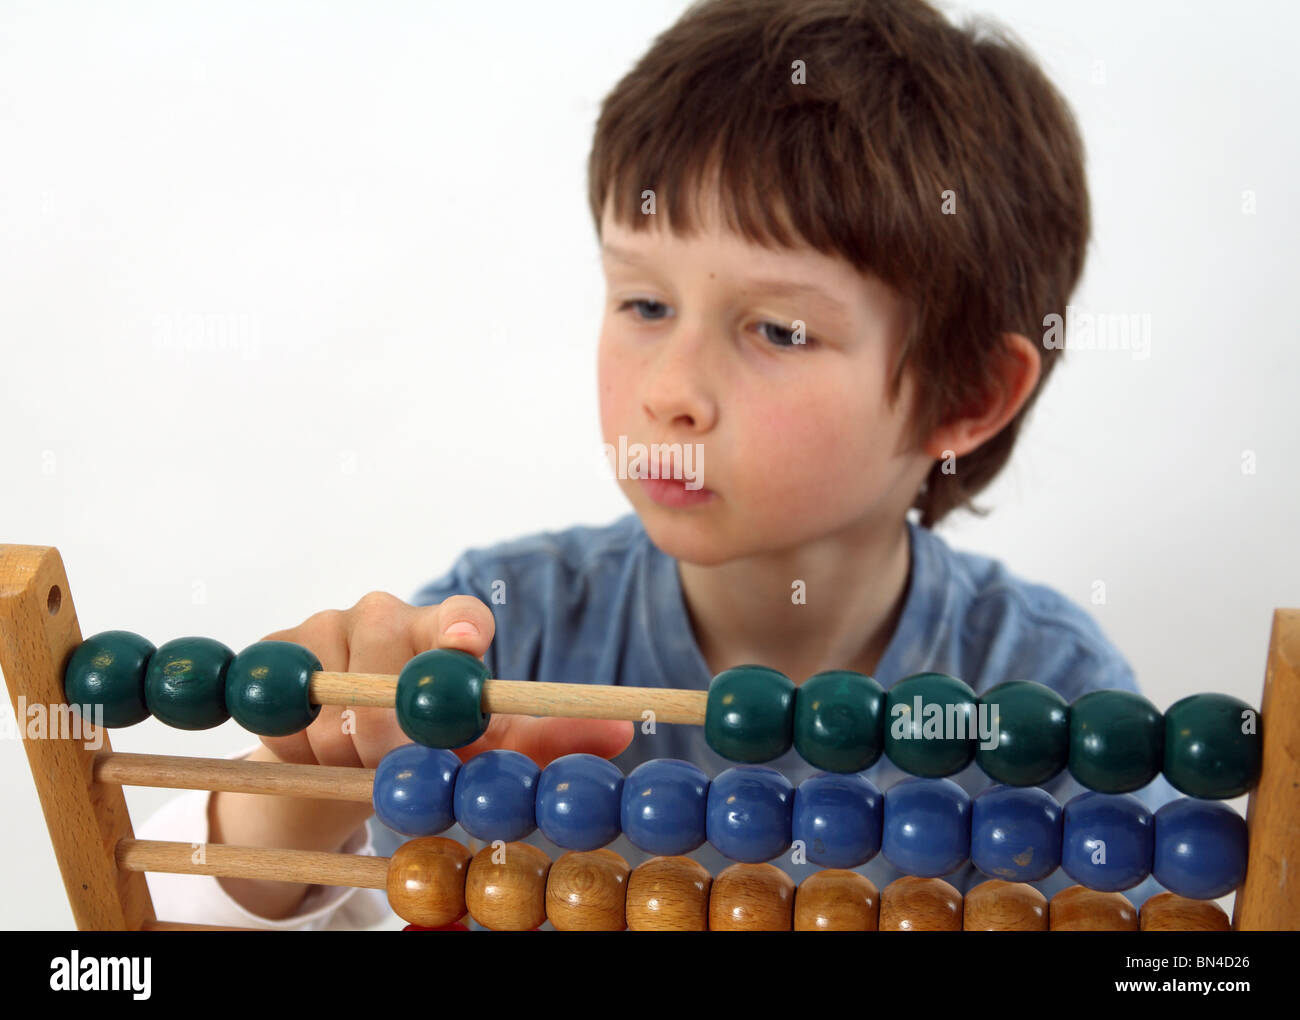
641, 476, 714, 508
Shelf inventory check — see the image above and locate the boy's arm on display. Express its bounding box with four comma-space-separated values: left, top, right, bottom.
135, 743, 379, 929
208, 744, 375, 919
203, 553, 627, 924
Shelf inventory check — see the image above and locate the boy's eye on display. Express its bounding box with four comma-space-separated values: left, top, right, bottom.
617, 299, 815, 349
617, 298, 671, 321
757, 321, 808, 348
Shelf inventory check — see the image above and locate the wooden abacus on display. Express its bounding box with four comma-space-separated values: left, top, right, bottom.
2, 543, 1297, 931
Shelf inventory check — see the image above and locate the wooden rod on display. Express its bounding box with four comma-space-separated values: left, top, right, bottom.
142, 919, 267, 931
94, 752, 374, 803
0, 544, 157, 931
311, 671, 707, 725
116, 838, 390, 890
1233, 608, 1300, 931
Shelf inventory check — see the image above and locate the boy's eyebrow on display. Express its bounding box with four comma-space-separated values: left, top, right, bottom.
601, 243, 853, 319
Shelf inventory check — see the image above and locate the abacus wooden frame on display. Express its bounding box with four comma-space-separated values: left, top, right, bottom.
1, 543, 1297, 931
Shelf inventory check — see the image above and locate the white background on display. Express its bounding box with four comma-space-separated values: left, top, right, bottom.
2, 0, 1296, 929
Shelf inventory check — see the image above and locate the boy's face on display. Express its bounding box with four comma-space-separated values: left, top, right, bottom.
597, 192, 927, 566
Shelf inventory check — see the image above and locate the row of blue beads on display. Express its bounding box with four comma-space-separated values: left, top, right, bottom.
372, 746, 1248, 900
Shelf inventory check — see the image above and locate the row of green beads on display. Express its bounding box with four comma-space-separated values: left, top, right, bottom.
63, 630, 321, 737
985, 683, 1261, 799
703, 666, 1262, 799
65, 635, 489, 748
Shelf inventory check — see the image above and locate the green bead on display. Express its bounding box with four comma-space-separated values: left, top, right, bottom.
396, 648, 491, 749
705, 665, 796, 763
64, 630, 155, 728
1068, 689, 1163, 793
977, 680, 1070, 786
793, 670, 885, 773
884, 672, 977, 777
1164, 693, 1261, 799
144, 636, 234, 730
225, 641, 322, 737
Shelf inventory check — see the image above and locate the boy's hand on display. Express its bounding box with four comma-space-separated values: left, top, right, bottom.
254, 591, 635, 771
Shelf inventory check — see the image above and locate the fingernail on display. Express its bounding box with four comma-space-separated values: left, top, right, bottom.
443, 620, 479, 637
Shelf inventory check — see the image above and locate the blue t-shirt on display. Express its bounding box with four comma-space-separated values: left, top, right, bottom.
372, 512, 1180, 920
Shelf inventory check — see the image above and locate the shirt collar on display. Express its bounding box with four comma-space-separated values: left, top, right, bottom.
643, 514, 948, 690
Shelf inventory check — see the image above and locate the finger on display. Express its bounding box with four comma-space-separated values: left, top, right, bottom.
333, 595, 495, 764
454, 715, 634, 768
524, 717, 634, 766
347, 592, 421, 676
260, 616, 350, 673
345, 704, 411, 769
451, 713, 524, 763
253, 617, 350, 765
303, 705, 365, 769
422, 595, 497, 659
336, 593, 428, 766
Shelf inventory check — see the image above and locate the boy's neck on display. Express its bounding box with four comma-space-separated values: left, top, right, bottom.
676, 515, 912, 685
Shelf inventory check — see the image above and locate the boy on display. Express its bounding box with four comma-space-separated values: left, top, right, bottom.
139, 0, 1181, 928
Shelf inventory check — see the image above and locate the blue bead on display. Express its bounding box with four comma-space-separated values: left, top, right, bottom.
452, 748, 539, 842
881, 777, 971, 877
620, 759, 709, 856
970, 785, 1062, 882
791, 772, 883, 868
1153, 798, 1248, 899
535, 753, 624, 851
372, 743, 461, 836
706, 765, 794, 863
1061, 791, 1153, 892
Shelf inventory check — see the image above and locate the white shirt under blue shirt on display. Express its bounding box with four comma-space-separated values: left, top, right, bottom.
385, 511, 1180, 921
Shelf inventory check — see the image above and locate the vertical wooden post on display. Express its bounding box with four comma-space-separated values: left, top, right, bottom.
0, 545, 155, 930
1233, 608, 1300, 930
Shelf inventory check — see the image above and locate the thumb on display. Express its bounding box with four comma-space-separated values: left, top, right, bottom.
411, 594, 497, 660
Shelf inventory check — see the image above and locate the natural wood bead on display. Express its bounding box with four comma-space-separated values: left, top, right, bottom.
1049, 885, 1138, 931
465, 842, 551, 931
385, 837, 472, 928
709, 863, 795, 931
1140, 892, 1231, 932
626, 856, 712, 931
879, 876, 963, 931
545, 849, 630, 931
793, 869, 879, 931
964, 880, 1048, 931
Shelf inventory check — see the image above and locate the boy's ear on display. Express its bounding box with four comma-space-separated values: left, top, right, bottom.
921, 332, 1041, 460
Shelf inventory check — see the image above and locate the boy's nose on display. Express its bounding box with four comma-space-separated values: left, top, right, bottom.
641, 389, 712, 436
640, 331, 718, 426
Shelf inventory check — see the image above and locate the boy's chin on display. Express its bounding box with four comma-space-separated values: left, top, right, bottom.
635, 504, 731, 566
634, 502, 775, 567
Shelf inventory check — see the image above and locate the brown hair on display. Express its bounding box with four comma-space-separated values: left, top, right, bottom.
587, 0, 1090, 528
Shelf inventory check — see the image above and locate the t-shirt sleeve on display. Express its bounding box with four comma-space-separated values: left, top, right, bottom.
134, 742, 394, 931
409, 549, 490, 608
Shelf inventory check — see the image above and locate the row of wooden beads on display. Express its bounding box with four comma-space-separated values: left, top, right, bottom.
385, 836, 1232, 931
